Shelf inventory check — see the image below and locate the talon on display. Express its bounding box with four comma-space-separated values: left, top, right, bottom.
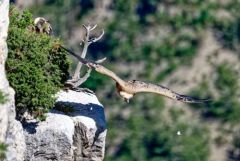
86, 63, 92, 68
87, 62, 96, 68
124, 98, 129, 103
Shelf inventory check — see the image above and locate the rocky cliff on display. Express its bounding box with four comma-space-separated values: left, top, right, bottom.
0, 0, 25, 161
23, 90, 107, 161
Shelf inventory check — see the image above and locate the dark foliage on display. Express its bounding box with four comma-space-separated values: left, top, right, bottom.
6, 6, 69, 118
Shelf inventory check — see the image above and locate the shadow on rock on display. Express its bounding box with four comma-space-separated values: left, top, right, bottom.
54, 101, 107, 139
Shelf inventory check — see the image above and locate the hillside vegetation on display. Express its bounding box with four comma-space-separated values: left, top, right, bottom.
12, 0, 240, 160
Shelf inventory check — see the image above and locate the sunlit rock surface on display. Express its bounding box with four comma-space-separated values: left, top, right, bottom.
0, 1, 26, 161
24, 90, 107, 161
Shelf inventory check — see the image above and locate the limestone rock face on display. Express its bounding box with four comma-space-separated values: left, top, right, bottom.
24, 111, 75, 161
24, 90, 107, 161
5, 116, 26, 161
0, 1, 26, 161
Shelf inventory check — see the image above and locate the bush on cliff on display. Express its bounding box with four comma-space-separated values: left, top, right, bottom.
6, 7, 69, 119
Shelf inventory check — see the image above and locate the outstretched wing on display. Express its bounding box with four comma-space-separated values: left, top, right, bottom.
60, 47, 209, 103
129, 80, 209, 103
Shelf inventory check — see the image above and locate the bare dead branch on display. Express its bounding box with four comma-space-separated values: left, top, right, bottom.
66, 59, 106, 87
90, 24, 97, 31
61, 28, 106, 88
89, 30, 105, 43
69, 68, 92, 87
95, 57, 107, 64
69, 22, 104, 87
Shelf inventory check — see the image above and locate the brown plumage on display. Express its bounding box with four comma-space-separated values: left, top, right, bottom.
60, 45, 209, 103
88, 63, 209, 103
34, 17, 52, 35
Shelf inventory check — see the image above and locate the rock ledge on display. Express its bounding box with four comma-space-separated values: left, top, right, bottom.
24, 90, 107, 161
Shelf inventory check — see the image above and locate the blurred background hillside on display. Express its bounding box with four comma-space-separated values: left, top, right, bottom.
11, 0, 240, 161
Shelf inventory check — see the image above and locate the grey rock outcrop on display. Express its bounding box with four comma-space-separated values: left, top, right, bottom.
24, 90, 107, 161
24, 111, 75, 161
0, 0, 26, 161
5, 116, 26, 161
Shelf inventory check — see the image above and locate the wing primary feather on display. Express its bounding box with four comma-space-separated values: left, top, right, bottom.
131, 80, 209, 103
174, 94, 210, 103
56, 49, 209, 104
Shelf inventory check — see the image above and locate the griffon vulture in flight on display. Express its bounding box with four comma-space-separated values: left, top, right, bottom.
60, 46, 209, 103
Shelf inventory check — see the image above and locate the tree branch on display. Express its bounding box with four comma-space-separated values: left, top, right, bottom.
66, 23, 104, 87
66, 68, 92, 87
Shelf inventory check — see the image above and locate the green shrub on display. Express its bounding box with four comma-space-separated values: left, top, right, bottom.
0, 143, 7, 160
190, 63, 240, 123
6, 7, 69, 118
213, 19, 240, 50
229, 129, 240, 160
105, 99, 209, 161
0, 91, 6, 104
233, 130, 240, 150
213, 0, 240, 51
215, 63, 238, 95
